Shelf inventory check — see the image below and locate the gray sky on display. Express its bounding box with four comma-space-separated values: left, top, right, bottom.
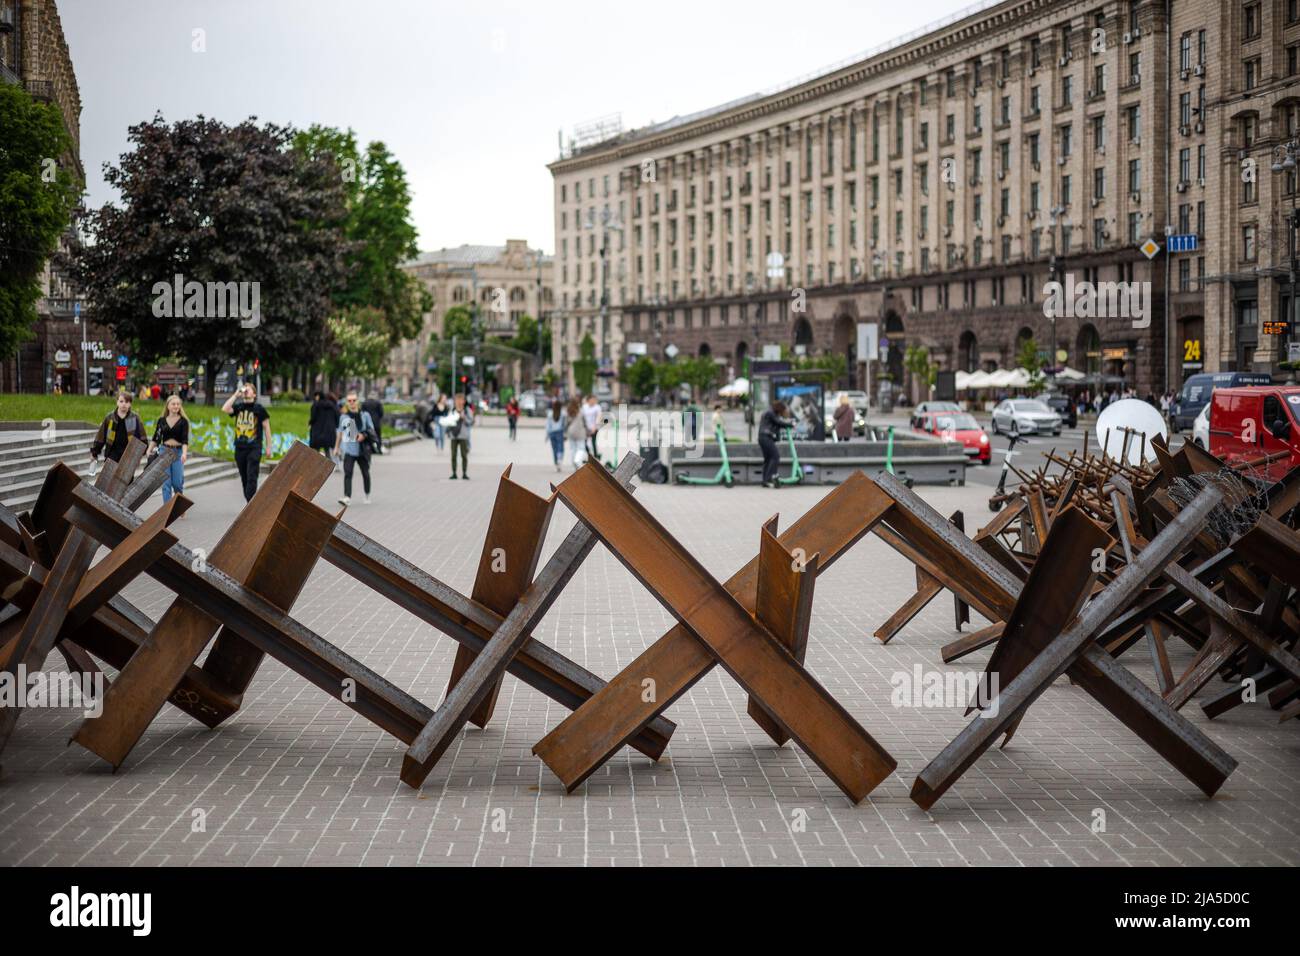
64, 0, 988, 255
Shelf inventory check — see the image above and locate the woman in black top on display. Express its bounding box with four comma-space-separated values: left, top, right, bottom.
309, 391, 341, 456
758, 400, 794, 487
90, 391, 147, 465
147, 394, 190, 502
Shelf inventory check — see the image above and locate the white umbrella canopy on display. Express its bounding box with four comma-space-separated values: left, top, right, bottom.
718, 377, 750, 398
1005, 367, 1034, 388
1055, 366, 1087, 381
985, 368, 1015, 388
963, 369, 994, 389
955, 370, 972, 390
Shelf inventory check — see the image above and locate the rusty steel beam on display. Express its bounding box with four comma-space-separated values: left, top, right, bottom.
745, 517, 820, 747
548, 461, 897, 804
532, 470, 895, 794
64, 484, 436, 749
323, 499, 677, 762
443, 465, 554, 730
0, 443, 145, 764
71, 443, 335, 767
400, 455, 637, 789
911, 487, 1234, 810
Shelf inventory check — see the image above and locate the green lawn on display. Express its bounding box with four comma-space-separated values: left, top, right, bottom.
0, 395, 412, 462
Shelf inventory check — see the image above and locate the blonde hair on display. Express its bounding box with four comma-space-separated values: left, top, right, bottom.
166, 394, 188, 420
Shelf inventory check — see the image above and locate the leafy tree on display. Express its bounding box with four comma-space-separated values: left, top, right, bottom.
293, 127, 428, 347
440, 305, 474, 343
679, 355, 719, 400
572, 333, 597, 395
1016, 336, 1047, 395
793, 352, 847, 382
620, 355, 656, 400
904, 344, 937, 392
0, 83, 79, 362
321, 306, 391, 384
68, 114, 351, 402
654, 359, 684, 402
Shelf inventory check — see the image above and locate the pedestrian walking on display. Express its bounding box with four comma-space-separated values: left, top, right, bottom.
431, 394, 448, 451
582, 394, 603, 461
147, 394, 189, 503
309, 390, 340, 457
832, 393, 854, 442
90, 390, 147, 467
506, 396, 520, 441
758, 400, 794, 488
334, 392, 376, 505
544, 399, 566, 472
443, 392, 474, 479
222, 382, 271, 503
362, 393, 385, 455
565, 397, 586, 468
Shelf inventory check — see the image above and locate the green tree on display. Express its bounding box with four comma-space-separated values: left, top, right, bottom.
620, 355, 656, 400
0, 83, 79, 363
321, 307, 391, 384
69, 114, 351, 403
440, 305, 474, 343
1016, 336, 1047, 395
654, 359, 684, 402
904, 344, 937, 392
572, 333, 597, 395
679, 355, 719, 400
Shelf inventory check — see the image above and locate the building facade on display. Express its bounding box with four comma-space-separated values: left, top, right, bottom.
549, 0, 1300, 402
0, 0, 104, 394
390, 239, 554, 397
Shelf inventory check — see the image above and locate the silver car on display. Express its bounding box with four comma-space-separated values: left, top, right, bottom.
991, 399, 1062, 437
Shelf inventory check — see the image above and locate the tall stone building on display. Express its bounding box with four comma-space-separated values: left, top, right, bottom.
389, 239, 554, 397
549, 0, 1300, 402
1, 0, 99, 394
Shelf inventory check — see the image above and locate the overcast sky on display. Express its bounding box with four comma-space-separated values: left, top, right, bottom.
63, 0, 989, 255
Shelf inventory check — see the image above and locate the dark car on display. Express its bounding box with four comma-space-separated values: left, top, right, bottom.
1170, 372, 1274, 432
1042, 393, 1077, 429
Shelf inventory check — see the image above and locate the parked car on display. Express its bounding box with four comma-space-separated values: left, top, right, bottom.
1208, 384, 1300, 482
1192, 402, 1210, 450
1041, 392, 1078, 429
913, 410, 991, 464
1170, 371, 1273, 432
914, 401, 962, 417
990, 399, 1062, 437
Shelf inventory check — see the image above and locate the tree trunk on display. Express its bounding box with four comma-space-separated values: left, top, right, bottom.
204, 360, 217, 406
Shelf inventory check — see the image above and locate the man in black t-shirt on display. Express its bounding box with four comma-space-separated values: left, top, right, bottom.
222, 382, 272, 502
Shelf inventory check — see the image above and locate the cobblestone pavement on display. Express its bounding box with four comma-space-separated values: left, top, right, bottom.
2, 417, 1298, 867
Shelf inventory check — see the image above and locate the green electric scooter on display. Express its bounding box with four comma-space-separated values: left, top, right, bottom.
675, 422, 734, 486
774, 426, 804, 485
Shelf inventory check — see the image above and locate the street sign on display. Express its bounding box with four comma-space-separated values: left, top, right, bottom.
1167, 234, 1199, 253
73, 301, 81, 320
856, 323, 878, 362
1139, 238, 1161, 259
462, 355, 476, 366
765, 251, 785, 279
1289, 342, 1300, 363
665, 344, 679, 359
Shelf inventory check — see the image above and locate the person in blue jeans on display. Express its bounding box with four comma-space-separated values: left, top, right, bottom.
544, 399, 566, 472
431, 394, 448, 451
147, 394, 190, 502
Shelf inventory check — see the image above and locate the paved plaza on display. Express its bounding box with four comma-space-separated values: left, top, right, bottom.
2, 418, 1299, 867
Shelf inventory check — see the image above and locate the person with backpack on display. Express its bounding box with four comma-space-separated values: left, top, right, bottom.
222, 382, 272, 503
333, 391, 376, 505
90, 390, 147, 467
758, 400, 795, 488
362, 393, 386, 455
442, 392, 474, 479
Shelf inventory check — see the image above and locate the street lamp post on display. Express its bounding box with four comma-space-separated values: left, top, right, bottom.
1272, 140, 1300, 365
584, 208, 623, 390
1046, 205, 1068, 388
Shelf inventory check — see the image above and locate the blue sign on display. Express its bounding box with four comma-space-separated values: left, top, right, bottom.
73, 301, 81, 319
116, 355, 129, 367
1168, 234, 1199, 253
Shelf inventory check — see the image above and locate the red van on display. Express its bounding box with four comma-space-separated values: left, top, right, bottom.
1208, 385, 1300, 482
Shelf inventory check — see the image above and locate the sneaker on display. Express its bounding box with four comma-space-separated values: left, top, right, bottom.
363, 495, 372, 504
449, 474, 458, 480
338, 496, 351, 505
462, 474, 469, 480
